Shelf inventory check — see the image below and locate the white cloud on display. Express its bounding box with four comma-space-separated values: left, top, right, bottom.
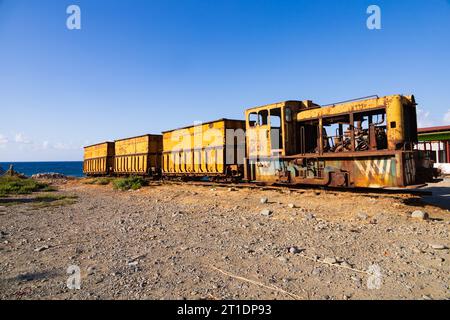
444, 110, 450, 124
53, 142, 69, 150
14, 133, 32, 144
0, 134, 8, 145
53, 142, 79, 151
416, 108, 435, 128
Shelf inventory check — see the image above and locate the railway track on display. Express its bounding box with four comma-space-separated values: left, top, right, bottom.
155, 179, 432, 198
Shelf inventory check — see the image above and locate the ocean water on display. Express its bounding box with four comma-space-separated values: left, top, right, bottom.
0, 162, 84, 178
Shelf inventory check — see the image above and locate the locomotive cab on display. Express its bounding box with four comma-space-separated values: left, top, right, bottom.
244, 95, 427, 188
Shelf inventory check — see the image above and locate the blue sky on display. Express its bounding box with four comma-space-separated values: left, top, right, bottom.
0, 0, 449, 161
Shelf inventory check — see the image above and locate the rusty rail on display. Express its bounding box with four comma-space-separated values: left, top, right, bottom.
155, 179, 432, 197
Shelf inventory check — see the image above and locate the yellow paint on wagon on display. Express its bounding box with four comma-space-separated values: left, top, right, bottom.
162, 119, 246, 175
83, 142, 115, 175
114, 135, 162, 175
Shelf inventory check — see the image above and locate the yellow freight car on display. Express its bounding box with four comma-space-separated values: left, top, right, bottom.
83, 142, 115, 176
114, 134, 163, 176
162, 119, 246, 180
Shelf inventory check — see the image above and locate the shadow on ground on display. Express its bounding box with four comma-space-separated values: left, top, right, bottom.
0, 269, 62, 287
421, 186, 450, 210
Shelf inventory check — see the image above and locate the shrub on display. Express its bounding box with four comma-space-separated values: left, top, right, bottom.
94, 177, 112, 185
83, 177, 113, 185
113, 176, 147, 191
0, 176, 55, 197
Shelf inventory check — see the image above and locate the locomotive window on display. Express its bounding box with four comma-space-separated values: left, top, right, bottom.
322, 115, 351, 153
270, 108, 282, 151
354, 109, 387, 151
269, 108, 281, 128
258, 110, 269, 126
249, 112, 258, 126
285, 108, 292, 122
297, 120, 319, 154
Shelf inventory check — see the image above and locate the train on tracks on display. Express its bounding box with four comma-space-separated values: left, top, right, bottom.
83, 94, 434, 189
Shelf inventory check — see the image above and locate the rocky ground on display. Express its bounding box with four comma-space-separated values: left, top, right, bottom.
0, 178, 449, 300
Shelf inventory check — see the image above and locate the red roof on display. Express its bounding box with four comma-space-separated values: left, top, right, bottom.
418, 125, 450, 134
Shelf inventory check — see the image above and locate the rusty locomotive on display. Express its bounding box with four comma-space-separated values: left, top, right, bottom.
84, 94, 433, 189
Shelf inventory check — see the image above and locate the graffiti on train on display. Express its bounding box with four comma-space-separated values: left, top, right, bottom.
354, 159, 394, 179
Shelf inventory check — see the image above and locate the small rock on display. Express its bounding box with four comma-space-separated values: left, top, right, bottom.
31, 172, 67, 180
288, 246, 302, 254
411, 210, 429, 220
357, 212, 368, 220
304, 213, 315, 220
340, 261, 353, 268
312, 267, 322, 276
172, 211, 183, 217
128, 261, 139, 267
34, 245, 50, 252
260, 209, 273, 217
260, 198, 268, 204
430, 244, 448, 250
87, 266, 96, 275
227, 188, 236, 192
315, 223, 327, 232
288, 203, 296, 209
322, 257, 337, 264
412, 247, 424, 254
277, 256, 288, 263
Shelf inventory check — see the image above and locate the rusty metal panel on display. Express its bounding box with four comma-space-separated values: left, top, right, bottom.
162, 119, 245, 176
114, 135, 162, 175
83, 142, 114, 175
248, 152, 414, 188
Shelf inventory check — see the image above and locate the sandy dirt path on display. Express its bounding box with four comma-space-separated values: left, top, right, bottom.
0, 179, 449, 300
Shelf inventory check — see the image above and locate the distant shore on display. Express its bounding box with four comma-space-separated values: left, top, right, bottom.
0, 161, 83, 178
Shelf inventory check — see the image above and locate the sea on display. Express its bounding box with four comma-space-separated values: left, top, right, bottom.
0, 162, 84, 178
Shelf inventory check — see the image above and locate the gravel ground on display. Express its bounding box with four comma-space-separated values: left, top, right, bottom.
0, 179, 449, 300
